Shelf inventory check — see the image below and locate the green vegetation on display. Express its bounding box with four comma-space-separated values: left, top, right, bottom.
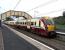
53, 16, 65, 25
63, 11, 65, 17
53, 16, 65, 30
55, 25, 65, 30
5, 17, 14, 21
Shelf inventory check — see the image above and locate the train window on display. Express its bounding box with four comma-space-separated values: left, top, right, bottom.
44, 19, 54, 25
35, 22, 36, 25
23, 22, 24, 24
24, 22, 25, 24
18, 22, 19, 24
31, 22, 33, 25
27, 22, 30, 25
21, 22, 22, 24
26, 22, 27, 24
39, 21, 40, 27
26, 22, 28, 25
16, 22, 19, 24
10, 22, 14, 24
25, 22, 26, 24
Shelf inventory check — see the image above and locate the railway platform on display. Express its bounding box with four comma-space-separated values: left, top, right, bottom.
0, 24, 54, 50
0, 27, 4, 50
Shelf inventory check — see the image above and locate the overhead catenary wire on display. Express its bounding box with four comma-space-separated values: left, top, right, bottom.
12, 0, 58, 18
13, 0, 21, 10
26, 0, 58, 12
13, 0, 58, 12
37, 9, 65, 16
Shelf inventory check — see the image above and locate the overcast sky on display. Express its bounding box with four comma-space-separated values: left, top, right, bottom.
0, 0, 65, 18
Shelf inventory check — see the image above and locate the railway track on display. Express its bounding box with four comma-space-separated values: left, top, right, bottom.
56, 32, 65, 42
5, 25, 65, 50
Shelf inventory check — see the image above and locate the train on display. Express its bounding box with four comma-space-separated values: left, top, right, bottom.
4, 17, 56, 38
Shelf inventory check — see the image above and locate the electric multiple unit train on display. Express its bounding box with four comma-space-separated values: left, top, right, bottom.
4, 17, 56, 37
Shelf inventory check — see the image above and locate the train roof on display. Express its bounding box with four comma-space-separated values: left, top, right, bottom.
32, 17, 41, 19
32, 16, 51, 19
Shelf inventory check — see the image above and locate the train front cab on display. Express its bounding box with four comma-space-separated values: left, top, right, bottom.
42, 18, 56, 37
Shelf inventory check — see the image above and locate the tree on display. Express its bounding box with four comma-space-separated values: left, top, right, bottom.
5, 17, 14, 21
63, 11, 65, 17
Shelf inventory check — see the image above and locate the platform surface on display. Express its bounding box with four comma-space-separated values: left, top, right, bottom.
0, 27, 4, 50
2, 25, 39, 50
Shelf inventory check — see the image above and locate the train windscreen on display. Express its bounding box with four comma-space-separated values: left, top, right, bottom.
44, 19, 54, 25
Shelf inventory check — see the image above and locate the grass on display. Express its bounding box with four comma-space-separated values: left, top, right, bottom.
55, 25, 65, 30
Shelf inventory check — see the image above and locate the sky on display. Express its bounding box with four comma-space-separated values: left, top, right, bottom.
0, 0, 65, 18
